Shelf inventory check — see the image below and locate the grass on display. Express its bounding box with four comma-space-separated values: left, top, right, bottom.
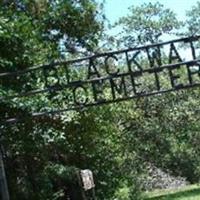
144, 184, 200, 200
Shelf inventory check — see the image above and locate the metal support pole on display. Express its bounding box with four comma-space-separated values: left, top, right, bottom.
0, 144, 10, 200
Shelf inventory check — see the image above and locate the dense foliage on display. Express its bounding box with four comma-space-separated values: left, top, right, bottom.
0, 1, 200, 200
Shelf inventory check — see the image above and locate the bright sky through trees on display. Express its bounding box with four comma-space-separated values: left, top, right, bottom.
101, 0, 200, 59
104, 0, 199, 24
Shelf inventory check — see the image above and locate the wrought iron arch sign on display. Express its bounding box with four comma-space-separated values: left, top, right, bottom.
1, 35, 200, 200
1, 35, 200, 124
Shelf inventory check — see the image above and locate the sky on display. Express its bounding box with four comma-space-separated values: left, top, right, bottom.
100, 0, 200, 59
103, 0, 199, 24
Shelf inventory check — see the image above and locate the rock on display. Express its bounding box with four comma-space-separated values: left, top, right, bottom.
142, 163, 189, 191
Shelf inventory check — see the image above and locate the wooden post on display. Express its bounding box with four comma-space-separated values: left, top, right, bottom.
0, 144, 9, 200
92, 188, 96, 200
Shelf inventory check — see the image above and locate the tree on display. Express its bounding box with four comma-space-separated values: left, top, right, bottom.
0, 1, 144, 199
1, 1, 200, 199
0, 1, 114, 199
114, 1, 200, 191
185, 1, 200, 36
115, 2, 181, 46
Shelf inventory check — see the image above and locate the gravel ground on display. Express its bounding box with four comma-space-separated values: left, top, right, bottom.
143, 164, 189, 191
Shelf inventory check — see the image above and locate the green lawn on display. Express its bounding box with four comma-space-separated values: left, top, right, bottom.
144, 184, 200, 200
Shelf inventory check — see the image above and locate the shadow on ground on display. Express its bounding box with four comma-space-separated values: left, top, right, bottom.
146, 187, 200, 200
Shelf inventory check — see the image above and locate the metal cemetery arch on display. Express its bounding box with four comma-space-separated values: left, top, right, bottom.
1, 35, 200, 199
1, 35, 200, 124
